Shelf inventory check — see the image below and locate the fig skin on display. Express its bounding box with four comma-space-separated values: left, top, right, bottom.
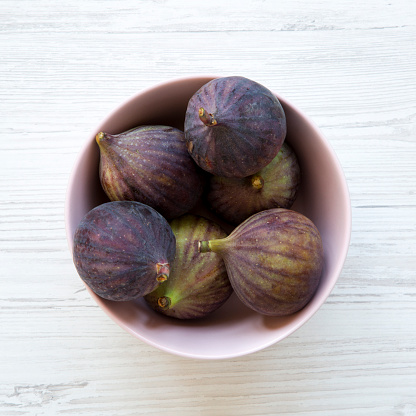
184, 76, 287, 178
144, 214, 232, 319
96, 125, 204, 220
199, 209, 324, 316
206, 142, 301, 224
73, 201, 176, 301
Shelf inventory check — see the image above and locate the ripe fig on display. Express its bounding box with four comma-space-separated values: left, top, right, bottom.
73, 201, 176, 301
198, 209, 324, 316
206, 142, 301, 224
96, 125, 203, 220
144, 214, 232, 319
184, 76, 287, 178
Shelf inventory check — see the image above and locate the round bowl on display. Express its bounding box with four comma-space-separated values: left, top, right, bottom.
65, 75, 351, 360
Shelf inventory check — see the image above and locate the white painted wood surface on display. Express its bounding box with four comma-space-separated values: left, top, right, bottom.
1, 0, 415, 414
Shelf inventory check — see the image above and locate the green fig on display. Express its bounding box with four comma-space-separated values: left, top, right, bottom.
198, 208, 324, 316
96, 125, 203, 220
144, 214, 232, 319
73, 201, 176, 301
206, 142, 301, 224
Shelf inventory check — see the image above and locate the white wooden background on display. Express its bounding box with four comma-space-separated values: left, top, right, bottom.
1, 1, 415, 415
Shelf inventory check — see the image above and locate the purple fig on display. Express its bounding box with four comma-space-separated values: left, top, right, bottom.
73, 201, 176, 301
96, 125, 203, 220
206, 142, 301, 224
184, 76, 287, 178
198, 209, 324, 316
144, 214, 232, 319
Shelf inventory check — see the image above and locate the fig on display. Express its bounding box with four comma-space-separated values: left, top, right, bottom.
198, 209, 324, 316
96, 125, 203, 220
206, 142, 301, 224
144, 214, 232, 319
184, 76, 287, 178
73, 201, 176, 301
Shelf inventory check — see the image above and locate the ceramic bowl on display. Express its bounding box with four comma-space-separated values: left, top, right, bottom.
65, 75, 351, 359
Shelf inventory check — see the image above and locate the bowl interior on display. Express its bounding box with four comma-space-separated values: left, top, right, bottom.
65, 76, 351, 359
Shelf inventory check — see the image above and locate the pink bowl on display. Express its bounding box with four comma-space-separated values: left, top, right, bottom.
65, 76, 351, 359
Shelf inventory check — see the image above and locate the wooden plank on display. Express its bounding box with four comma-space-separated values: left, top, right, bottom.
1, 0, 415, 414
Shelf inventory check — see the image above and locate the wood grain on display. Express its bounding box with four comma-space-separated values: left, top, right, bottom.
1, 0, 415, 414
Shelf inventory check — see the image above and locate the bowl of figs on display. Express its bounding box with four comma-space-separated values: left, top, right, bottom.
65, 75, 351, 359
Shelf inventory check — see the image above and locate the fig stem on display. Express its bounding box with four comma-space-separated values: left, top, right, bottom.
199, 238, 227, 254
157, 296, 171, 309
156, 262, 170, 282
251, 174, 264, 190
198, 241, 211, 253
199, 108, 217, 126
95, 131, 105, 144
156, 274, 168, 282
